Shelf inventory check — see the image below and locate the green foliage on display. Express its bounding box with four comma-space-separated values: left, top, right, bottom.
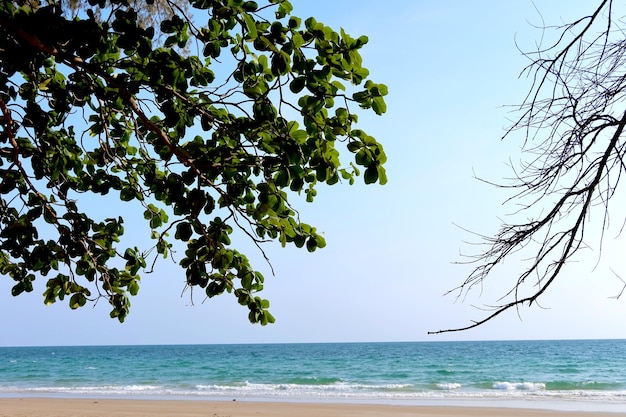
0, 0, 387, 323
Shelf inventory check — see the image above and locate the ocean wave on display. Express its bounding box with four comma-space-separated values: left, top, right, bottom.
4, 383, 626, 403
436, 369, 456, 375
436, 383, 462, 390
195, 380, 415, 395
493, 381, 546, 391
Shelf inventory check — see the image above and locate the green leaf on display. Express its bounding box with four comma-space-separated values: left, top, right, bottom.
372, 96, 387, 115
176, 222, 193, 241
364, 166, 378, 184
241, 272, 253, 289
271, 51, 290, 75
377, 166, 388, 185
291, 129, 308, 143
69, 293, 86, 309
275, 170, 290, 187
355, 149, 373, 166
263, 311, 275, 325
128, 280, 140, 296
290, 77, 306, 94
244, 13, 258, 39
291, 32, 304, 48
11, 282, 25, 297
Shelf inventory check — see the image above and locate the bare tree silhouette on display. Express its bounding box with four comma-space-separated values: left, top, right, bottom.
432, 0, 626, 334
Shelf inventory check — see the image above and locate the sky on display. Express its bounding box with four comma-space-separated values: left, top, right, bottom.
2, 0, 626, 346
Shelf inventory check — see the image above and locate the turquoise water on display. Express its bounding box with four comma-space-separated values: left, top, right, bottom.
1, 340, 626, 408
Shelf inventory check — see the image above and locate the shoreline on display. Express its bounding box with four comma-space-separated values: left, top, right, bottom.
4, 341, 626, 414
1, 398, 626, 417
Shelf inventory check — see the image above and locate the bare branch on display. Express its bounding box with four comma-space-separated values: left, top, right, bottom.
434, 0, 626, 333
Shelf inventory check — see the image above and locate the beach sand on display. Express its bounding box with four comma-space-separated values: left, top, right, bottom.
1, 399, 625, 417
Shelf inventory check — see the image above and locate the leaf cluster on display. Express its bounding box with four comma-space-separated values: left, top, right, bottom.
0, 0, 387, 322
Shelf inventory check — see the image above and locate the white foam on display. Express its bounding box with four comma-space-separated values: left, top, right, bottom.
493, 382, 546, 390
5, 382, 626, 405
436, 383, 462, 390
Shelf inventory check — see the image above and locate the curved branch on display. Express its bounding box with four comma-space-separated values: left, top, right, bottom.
433, 0, 626, 334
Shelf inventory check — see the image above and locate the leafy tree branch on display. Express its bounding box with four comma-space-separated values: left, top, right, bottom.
0, 0, 388, 322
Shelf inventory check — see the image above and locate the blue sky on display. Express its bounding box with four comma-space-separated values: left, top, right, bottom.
2, 1, 626, 346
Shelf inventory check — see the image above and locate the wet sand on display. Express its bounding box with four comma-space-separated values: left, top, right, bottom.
0, 398, 625, 417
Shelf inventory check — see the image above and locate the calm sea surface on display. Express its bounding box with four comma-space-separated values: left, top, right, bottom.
1, 340, 626, 410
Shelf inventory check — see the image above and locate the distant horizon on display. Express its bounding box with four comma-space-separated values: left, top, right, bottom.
3, 337, 625, 349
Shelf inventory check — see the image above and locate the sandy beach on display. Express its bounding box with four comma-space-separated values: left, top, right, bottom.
1, 399, 625, 417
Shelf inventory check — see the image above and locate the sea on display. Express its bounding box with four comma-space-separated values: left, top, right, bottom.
1, 339, 626, 412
